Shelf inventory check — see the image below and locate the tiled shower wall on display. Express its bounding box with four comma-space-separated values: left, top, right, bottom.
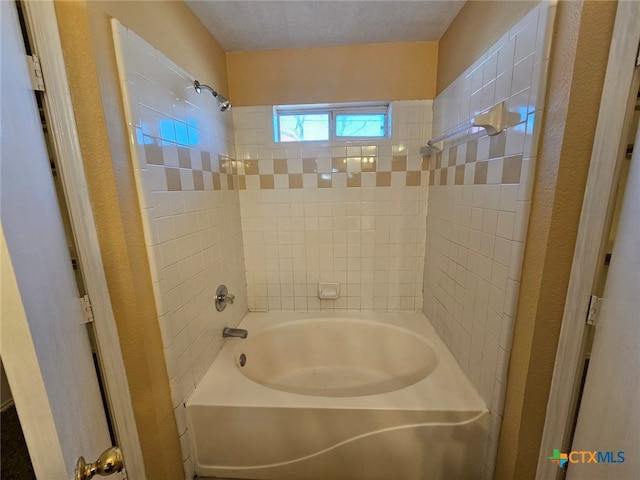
112, 22, 247, 477
423, 3, 555, 478
234, 101, 431, 312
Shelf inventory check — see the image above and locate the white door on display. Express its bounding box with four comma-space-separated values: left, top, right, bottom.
0, 1, 119, 478
566, 111, 640, 477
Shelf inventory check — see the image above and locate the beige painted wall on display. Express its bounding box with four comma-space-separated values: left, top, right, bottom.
227, 42, 437, 106
437, 0, 538, 94
54, 1, 227, 477
495, 1, 617, 479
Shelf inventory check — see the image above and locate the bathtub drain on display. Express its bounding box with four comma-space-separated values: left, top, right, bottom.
239, 353, 246, 367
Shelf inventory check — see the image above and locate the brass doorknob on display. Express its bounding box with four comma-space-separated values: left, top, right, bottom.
75, 446, 124, 480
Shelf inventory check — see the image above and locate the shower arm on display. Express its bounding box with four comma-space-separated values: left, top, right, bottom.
194, 80, 217, 97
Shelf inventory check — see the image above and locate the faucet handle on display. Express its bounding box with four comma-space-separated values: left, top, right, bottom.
215, 285, 235, 311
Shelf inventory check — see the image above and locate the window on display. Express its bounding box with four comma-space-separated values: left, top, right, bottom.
335, 113, 387, 139
273, 103, 391, 142
276, 112, 330, 142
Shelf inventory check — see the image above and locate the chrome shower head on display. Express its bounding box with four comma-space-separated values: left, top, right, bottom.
193, 80, 232, 112
216, 93, 232, 112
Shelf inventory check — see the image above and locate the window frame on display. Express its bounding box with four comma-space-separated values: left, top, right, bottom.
273, 102, 392, 143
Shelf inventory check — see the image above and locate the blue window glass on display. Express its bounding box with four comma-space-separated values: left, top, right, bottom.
335, 113, 387, 138
277, 113, 329, 142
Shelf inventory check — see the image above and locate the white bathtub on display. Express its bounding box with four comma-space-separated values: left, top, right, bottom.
187, 312, 488, 480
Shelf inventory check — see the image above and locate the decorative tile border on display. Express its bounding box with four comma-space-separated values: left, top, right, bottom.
140, 134, 431, 191
426, 131, 523, 186
237, 154, 429, 189
140, 129, 239, 192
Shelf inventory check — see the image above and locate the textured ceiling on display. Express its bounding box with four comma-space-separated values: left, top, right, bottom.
185, 1, 466, 52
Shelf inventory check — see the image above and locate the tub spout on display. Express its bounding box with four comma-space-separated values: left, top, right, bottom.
223, 327, 248, 339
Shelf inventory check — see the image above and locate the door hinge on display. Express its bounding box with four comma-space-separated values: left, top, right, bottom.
80, 295, 94, 324
586, 295, 601, 326
26, 54, 45, 92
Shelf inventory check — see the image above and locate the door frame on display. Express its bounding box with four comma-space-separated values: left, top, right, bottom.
18, 1, 145, 477
535, 2, 640, 479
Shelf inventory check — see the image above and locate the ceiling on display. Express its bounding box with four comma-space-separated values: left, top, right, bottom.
185, 1, 466, 52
